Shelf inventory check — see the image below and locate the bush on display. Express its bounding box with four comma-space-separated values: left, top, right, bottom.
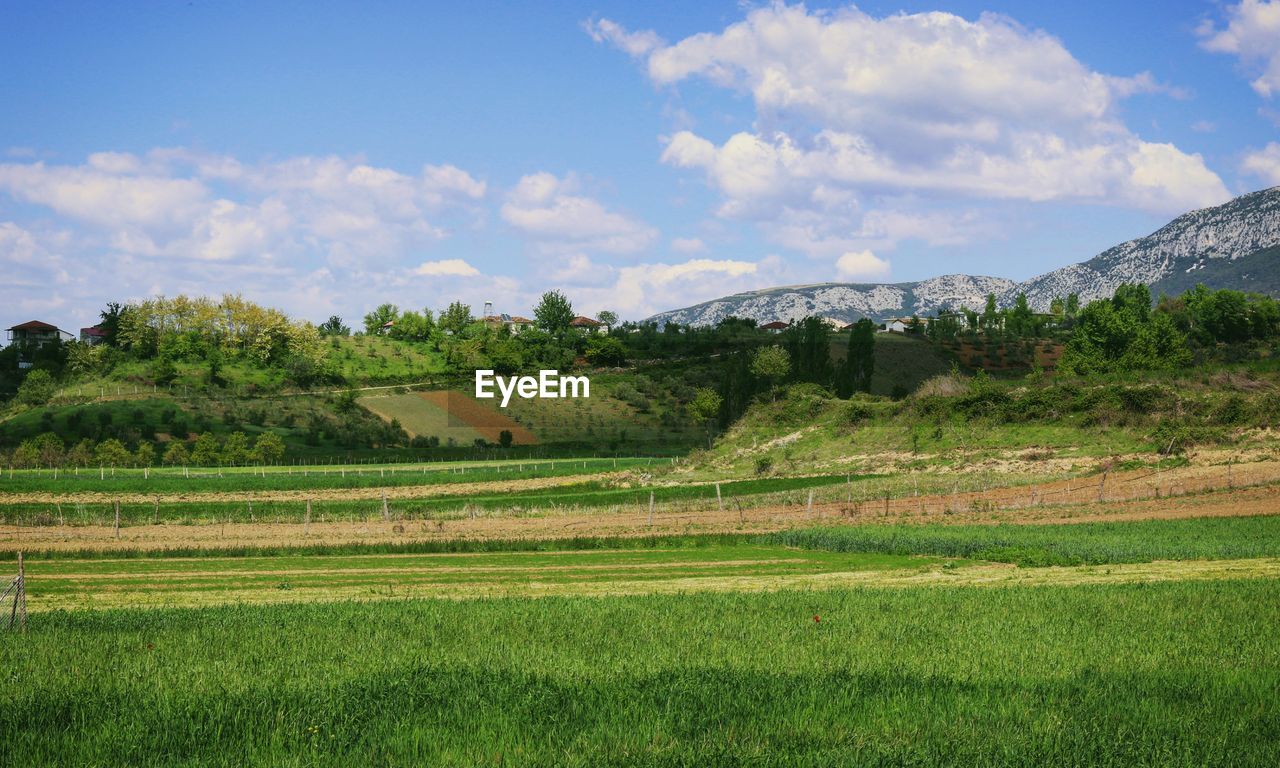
16, 369, 56, 407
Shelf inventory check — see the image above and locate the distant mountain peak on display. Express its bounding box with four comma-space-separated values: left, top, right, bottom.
646, 187, 1280, 326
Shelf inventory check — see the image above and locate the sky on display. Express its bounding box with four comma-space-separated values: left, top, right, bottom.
2, 0, 1279, 333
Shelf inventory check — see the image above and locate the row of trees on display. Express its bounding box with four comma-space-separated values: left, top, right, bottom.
5, 430, 287, 469
1060, 284, 1280, 374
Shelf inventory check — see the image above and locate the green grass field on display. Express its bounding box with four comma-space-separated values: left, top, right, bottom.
4, 505, 1280, 764
4, 580, 1277, 766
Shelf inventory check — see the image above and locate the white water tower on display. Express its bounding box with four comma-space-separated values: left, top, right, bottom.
483, 300, 493, 319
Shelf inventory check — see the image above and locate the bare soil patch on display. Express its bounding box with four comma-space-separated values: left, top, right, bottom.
419, 391, 537, 445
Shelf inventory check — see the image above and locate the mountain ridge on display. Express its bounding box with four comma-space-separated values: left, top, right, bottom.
647, 186, 1280, 327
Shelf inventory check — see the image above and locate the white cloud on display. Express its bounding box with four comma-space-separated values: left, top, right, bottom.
1241, 143, 1280, 185
1199, 0, 1280, 98
501, 171, 657, 254
584, 18, 663, 58
671, 236, 707, 254
413, 258, 481, 277
572, 258, 766, 318
601, 4, 1227, 223
835, 250, 891, 281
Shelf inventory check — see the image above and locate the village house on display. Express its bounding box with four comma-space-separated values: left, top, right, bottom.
760, 321, 790, 334
569, 316, 606, 334
879, 317, 917, 334
6, 320, 73, 348
483, 314, 534, 334
79, 325, 108, 345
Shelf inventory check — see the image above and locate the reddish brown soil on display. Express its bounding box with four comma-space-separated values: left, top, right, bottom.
418, 391, 538, 444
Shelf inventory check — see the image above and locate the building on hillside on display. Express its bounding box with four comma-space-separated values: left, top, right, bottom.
79, 325, 108, 345
6, 320, 72, 348
483, 314, 533, 334
569, 316, 606, 334
379, 320, 395, 335
879, 317, 917, 334
760, 321, 790, 333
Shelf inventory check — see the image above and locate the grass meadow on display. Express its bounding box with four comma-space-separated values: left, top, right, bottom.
3, 580, 1277, 766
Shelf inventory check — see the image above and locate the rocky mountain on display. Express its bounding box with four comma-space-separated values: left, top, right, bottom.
1004, 186, 1280, 310
647, 186, 1280, 326
647, 274, 1016, 327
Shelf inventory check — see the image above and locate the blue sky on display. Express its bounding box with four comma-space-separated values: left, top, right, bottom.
2, 0, 1278, 332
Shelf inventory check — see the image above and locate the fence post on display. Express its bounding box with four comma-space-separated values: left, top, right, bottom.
648, 491, 654, 527
114, 501, 120, 539
1098, 472, 1108, 502
305, 500, 312, 535
716, 483, 723, 512
382, 489, 390, 522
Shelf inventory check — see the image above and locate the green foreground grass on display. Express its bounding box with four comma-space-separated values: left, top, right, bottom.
4, 580, 1278, 766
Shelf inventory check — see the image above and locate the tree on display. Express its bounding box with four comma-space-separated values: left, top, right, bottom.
783, 317, 833, 386
162, 441, 190, 466
221, 432, 251, 465
67, 439, 95, 467
97, 301, 127, 347
585, 336, 627, 367
318, 315, 351, 336
363, 304, 399, 335
498, 430, 513, 449
534, 290, 575, 336
751, 346, 791, 400
389, 309, 435, 342
95, 438, 133, 467
253, 432, 286, 464
438, 301, 473, 336
31, 432, 65, 467
16, 369, 56, 407
981, 293, 1000, 334
688, 387, 723, 448
191, 432, 221, 466
596, 310, 618, 329
1007, 293, 1034, 338
135, 441, 156, 467
837, 319, 876, 397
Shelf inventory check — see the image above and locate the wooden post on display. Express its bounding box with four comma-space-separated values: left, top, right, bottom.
716, 483, 723, 512
648, 491, 654, 527
807, 489, 814, 519
382, 489, 390, 522
114, 501, 120, 539
1098, 472, 1108, 502
305, 500, 311, 535
153, 496, 159, 524
884, 492, 890, 516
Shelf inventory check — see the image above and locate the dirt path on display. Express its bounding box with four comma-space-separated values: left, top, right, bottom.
0, 471, 610, 505
4, 481, 1278, 554
22, 556, 1280, 612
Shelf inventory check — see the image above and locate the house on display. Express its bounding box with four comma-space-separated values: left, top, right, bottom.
6, 320, 72, 348
379, 320, 395, 335
879, 317, 917, 334
483, 314, 534, 334
80, 325, 109, 345
760, 321, 790, 334
569, 316, 606, 334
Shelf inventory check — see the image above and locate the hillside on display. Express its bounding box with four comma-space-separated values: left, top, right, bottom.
648, 186, 1280, 325
682, 364, 1280, 480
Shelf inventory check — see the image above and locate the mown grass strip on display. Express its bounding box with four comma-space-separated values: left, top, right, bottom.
770, 513, 1280, 566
